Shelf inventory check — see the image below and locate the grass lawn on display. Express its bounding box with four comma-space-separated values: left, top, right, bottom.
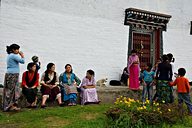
0, 104, 112, 128
1, 104, 192, 128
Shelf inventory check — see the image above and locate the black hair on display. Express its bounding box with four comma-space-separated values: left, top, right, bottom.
87, 69, 95, 76
6, 44, 20, 54
44, 63, 56, 83
161, 54, 169, 62
27, 62, 36, 71
157, 58, 162, 62
65, 64, 73, 73
167, 53, 175, 63
147, 63, 152, 70
46, 63, 55, 71
178, 68, 186, 76
131, 49, 137, 54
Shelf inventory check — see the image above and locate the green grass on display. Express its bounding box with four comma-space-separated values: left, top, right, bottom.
0, 104, 112, 128
1, 104, 192, 128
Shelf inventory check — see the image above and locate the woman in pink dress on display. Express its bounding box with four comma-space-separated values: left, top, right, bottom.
79, 70, 100, 105
127, 49, 140, 90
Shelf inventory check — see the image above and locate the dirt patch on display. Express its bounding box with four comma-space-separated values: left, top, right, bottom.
80, 113, 99, 120
0, 123, 20, 128
44, 116, 71, 128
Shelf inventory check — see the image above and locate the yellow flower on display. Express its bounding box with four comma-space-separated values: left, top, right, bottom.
168, 109, 171, 112
146, 100, 150, 104
137, 107, 144, 111
162, 100, 165, 103
124, 100, 128, 104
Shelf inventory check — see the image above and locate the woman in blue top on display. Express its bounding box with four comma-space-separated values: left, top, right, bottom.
59, 64, 81, 106
2, 44, 25, 111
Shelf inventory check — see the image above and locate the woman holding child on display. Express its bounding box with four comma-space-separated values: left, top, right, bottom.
59, 64, 81, 106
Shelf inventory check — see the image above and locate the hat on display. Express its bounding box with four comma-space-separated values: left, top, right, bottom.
32, 56, 38, 62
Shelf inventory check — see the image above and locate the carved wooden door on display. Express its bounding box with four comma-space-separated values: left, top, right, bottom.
132, 32, 151, 70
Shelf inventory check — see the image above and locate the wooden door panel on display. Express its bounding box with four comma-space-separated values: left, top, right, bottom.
133, 33, 151, 70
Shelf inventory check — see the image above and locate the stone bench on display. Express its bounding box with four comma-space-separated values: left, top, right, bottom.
0, 86, 191, 108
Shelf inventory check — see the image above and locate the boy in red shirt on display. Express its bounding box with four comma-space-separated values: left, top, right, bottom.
169, 68, 192, 115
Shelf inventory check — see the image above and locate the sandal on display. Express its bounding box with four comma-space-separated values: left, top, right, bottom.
72, 103, 76, 106
10, 106, 21, 111
41, 105, 47, 109
68, 103, 73, 106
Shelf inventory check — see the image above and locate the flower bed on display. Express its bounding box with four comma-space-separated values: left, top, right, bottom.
105, 96, 188, 127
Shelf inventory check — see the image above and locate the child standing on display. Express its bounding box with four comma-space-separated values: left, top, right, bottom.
142, 63, 155, 105
169, 68, 192, 115
32, 55, 41, 71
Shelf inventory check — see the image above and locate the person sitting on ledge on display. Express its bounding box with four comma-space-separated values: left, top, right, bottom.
40, 63, 63, 108
21, 62, 39, 108
79, 69, 100, 105
59, 64, 81, 106
120, 67, 129, 86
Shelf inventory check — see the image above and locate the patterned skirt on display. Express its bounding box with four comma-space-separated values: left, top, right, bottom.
60, 84, 77, 102
156, 80, 173, 103
2, 73, 20, 111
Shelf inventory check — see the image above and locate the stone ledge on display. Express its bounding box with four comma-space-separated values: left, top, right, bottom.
0, 86, 191, 108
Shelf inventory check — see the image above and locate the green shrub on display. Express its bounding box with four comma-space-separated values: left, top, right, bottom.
105, 96, 187, 128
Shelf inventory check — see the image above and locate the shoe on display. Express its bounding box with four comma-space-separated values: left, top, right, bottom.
59, 103, 65, 107
26, 106, 32, 108
41, 105, 47, 109
96, 100, 101, 104
31, 105, 38, 108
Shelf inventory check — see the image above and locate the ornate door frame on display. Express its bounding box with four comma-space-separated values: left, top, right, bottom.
125, 8, 171, 68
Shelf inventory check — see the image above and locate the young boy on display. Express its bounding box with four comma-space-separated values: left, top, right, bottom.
31, 55, 41, 71
169, 68, 192, 115
141, 63, 155, 105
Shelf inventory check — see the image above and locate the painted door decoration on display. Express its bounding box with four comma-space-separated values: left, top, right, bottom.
133, 32, 151, 70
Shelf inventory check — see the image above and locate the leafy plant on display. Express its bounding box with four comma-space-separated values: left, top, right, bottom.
106, 96, 188, 128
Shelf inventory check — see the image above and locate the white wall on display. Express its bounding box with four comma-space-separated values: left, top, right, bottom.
0, 0, 192, 83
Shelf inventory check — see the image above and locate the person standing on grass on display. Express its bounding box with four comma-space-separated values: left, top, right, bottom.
141, 63, 155, 105
21, 62, 39, 108
155, 55, 173, 103
40, 63, 63, 108
79, 69, 100, 105
59, 64, 81, 106
2, 44, 25, 111
169, 68, 192, 115
127, 49, 140, 90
